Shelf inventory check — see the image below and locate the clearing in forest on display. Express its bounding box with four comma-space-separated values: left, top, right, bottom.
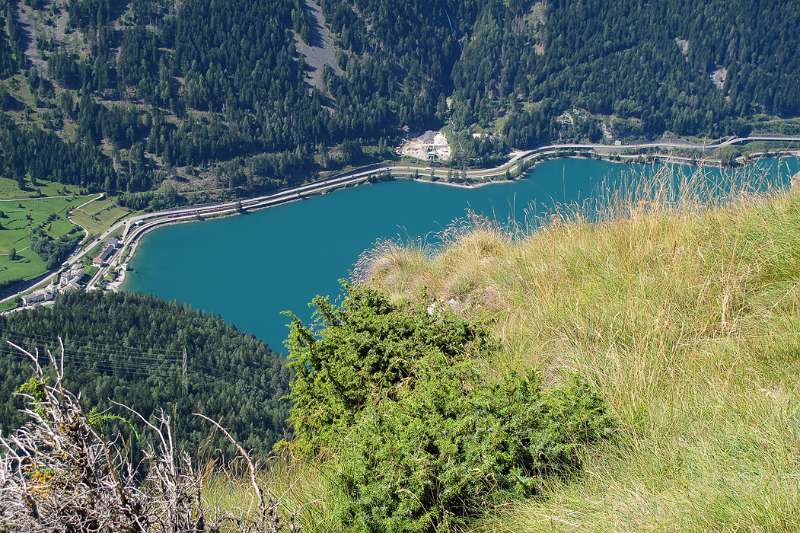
398, 131, 452, 162
0, 178, 91, 286
294, 0, 343, 98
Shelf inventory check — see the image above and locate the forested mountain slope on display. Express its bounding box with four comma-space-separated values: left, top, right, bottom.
0, 291, 291, 457
0, 0, 798, 204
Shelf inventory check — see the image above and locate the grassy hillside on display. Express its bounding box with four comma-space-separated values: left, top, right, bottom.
200, 175, 800, 530
359, 184, 800, 530
0, 176, 93, 286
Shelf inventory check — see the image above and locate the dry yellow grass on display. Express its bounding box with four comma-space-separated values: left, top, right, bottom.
212, 169, 800, 531
203, 454, 337, 532
362, 180, 800, 531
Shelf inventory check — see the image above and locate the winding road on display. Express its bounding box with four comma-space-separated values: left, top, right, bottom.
4, 135, 800, 307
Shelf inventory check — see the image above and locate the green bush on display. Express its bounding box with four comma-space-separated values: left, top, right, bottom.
286, 284, 493, 458
286, 285, 613, 530
331, 363, 613, 532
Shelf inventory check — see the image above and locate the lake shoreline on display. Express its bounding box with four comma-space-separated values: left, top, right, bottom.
114, 152, 716, 283
121, 154, 800, 347
4, 137, 799, 314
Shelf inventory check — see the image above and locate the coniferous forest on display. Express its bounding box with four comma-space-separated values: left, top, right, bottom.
0, 0, 797, 203
0, 291, 291, 457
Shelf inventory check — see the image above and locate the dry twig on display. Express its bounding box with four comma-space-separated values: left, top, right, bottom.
0, 339, 297, 532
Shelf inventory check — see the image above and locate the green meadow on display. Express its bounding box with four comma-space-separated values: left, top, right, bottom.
69, 197, 130, 237
0, 176, 93, 287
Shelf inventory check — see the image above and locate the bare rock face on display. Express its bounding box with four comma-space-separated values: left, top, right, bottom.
710, 67, 728, 91
293, 0, 344, 99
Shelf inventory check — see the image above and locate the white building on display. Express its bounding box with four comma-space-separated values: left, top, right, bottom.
22, 288, 56, 306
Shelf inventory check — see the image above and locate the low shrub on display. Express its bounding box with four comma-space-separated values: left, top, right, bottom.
286, 284, 493, 458
331, 360, 612, 531
286, 285, 614, 531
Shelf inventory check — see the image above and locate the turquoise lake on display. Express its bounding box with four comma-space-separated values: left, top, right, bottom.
124, 156, 800, 350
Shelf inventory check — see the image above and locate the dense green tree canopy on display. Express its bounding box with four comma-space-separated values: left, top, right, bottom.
0, 0, 797, 195
0, 291, 291, 457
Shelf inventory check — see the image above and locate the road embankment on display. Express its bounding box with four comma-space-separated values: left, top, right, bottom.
4, 135, 800, 307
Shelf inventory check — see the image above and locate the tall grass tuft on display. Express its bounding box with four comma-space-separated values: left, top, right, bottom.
212, 162, 800, 531
355, 162, 800, 531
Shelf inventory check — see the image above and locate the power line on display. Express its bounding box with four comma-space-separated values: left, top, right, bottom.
0, 341, 283, 400
1, 328, 188, 359
0, 346, 190, 377
1, 330, 278, 376
1, 329, 278, 369
0, 333, 185, 360
0, 347, 281, 402
0, 339, 263, 383
0, 346, 179, 378
1, 326, 189, 356
2, 347, 278, 406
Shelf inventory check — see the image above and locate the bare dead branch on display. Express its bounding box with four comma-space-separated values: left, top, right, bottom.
195, 413, 269, 528
0, 339, 297, 533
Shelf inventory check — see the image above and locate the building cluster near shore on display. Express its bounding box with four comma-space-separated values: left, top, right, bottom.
20, 239, 123, 308
93, 239, 121, 266
20, 288, 56, 307
60, 263, 85, 292
21, 263, 86, 307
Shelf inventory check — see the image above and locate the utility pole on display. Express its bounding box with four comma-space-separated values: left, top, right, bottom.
182, 347, 188, 393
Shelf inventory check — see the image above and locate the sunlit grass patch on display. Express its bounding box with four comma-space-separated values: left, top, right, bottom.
355, 165, 800, 531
